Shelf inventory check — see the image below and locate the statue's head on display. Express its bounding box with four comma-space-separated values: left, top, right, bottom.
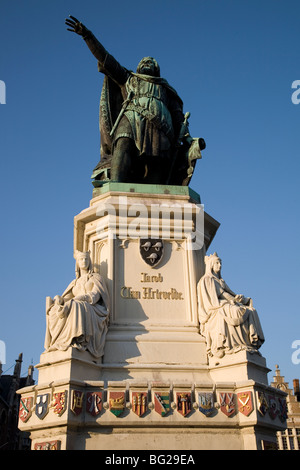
205, 252, 222, 277
74, 250, 92, 277
136, 57, 160, 77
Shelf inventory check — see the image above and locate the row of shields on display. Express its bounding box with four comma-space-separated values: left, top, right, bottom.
19, 389, 288, 422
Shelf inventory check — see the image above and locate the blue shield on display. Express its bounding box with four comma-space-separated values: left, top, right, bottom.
198, 392, 215, 416
35, 393, 49, 419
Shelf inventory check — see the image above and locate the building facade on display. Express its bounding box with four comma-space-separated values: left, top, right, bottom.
270, 365, 300, 450
0, 354, 34, 450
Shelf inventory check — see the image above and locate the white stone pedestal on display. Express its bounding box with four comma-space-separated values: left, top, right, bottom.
17, 184, 287, 450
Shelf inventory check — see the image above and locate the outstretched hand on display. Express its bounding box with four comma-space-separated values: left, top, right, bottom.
65, 15, 89, 36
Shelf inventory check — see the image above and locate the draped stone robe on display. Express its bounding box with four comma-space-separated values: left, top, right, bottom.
45, 271, 110, 359
198, 274, 265, 358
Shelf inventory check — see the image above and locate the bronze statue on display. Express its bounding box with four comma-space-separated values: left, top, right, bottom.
65, 16, 205, 186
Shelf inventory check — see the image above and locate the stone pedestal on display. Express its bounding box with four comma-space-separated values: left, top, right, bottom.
17, 184, 287, 450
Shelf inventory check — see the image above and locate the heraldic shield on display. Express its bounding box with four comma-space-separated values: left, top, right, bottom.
109, 391, 125, 417
51, 390, 67, 417
86, 391, 102, 416
176, 392, 192, 417
132, 392, 147, 417
35, 393, 49, 420
140, 239, 164, 267
19, 396, 33, 423
198, 392, 215, 417
237, 391, 253, 417
154, 392, 170, 417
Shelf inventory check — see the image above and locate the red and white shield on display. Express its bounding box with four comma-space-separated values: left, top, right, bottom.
86, 391, 103, 416
19, 396, 33, 423
132, 392, 147, 417
34, 440, 61, 450
219, 392, 235, 416
237, 391, 253, 416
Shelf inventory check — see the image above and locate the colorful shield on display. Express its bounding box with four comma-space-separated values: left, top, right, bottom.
109, 391, 125, 417
132, 392, 148, 417
71, 390, 84, 416
86, 391, 103, 416
35, 393, 50, 420
176, 392, 192, 417
219, 392, 235, 417
237, 391, 253, 417
34, 440, 61, 450
268, 394, 279, 419
19, 396, 33, 423
198, 392, 215, 416
140, 239, 164, 267
154, 392, 170, 417
257, 391, 268, 416
51, 390, 67, 416
278, 397, 288, 422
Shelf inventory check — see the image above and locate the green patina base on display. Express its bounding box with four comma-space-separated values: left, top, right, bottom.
92, 181, 201, 203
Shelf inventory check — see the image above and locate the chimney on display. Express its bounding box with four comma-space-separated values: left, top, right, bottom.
293, 379, 300, 402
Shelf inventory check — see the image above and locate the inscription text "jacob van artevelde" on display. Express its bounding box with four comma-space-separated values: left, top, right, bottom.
120, 272, 184, 300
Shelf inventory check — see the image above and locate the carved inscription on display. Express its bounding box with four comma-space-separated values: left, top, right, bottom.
120, 272, 184, 300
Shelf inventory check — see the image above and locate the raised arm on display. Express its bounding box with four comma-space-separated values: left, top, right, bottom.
65, 15, 107, 63
65, 15, 128, 84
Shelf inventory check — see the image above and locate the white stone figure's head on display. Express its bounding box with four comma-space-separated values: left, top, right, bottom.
74, 250, 92, 278
205, 252, 222, 277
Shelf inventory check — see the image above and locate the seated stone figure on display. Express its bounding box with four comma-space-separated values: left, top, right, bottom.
44, 250, 110, 359
197, 253, 264, 359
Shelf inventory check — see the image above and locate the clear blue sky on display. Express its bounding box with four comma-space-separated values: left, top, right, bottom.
1, 0, 300, 389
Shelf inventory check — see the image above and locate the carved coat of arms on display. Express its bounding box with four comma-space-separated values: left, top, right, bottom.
34, 440, 61, 450
19, 396, 33, 423
268, 394, 279, 420
237, 391, 253, 417
51, 390, 67, 416
140, 239, 164, 267
132, 392, 147, 417
35, 393, 50, 420
154, 392, 170, 417
219, 392, 235, 417
257, 391, 268, 416
176, 392, 192, 417
109, 391, 125, 417
71, 390, 84, 416
278, 397, 288, 422
198, 392, 215, 417
86, 391, 103, 416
